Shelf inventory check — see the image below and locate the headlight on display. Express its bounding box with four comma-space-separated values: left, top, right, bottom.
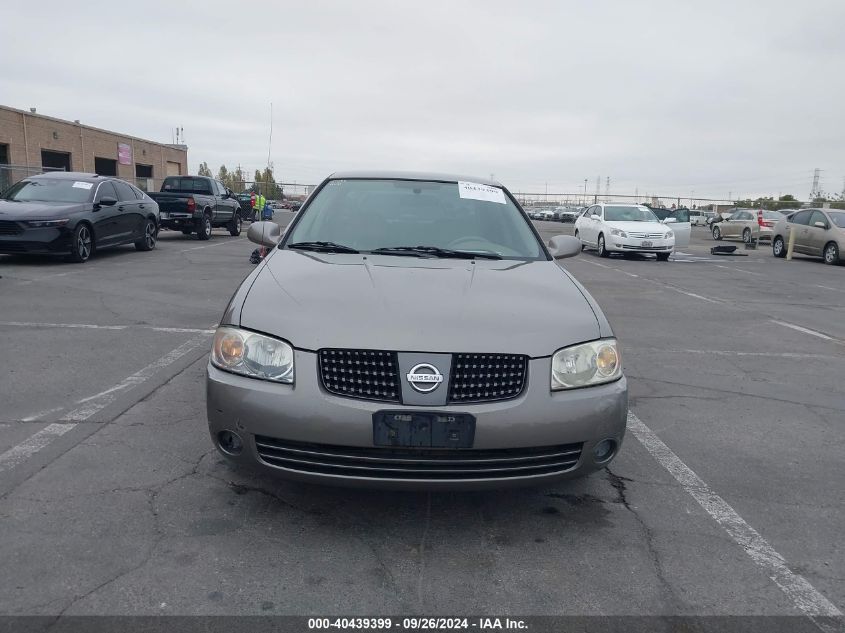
211, 326, 294, 383
26, 219, 69, 228
665, 230, 674, 238
610, 229, 628, 238
551, 339, 622, 390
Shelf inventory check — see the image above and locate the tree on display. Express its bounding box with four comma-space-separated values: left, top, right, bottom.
217, 165, 230, 188
197, 162, 212, 177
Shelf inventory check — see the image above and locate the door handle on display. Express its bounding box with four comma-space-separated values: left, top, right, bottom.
139, 204, 145, 209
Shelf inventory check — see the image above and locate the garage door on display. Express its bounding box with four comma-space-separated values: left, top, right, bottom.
166, 161, 181, 176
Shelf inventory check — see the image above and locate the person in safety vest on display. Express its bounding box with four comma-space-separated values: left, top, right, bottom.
249, 192, 257, 221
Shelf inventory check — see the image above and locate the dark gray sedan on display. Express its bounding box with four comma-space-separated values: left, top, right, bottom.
206, 172, 627, 489
0, 172, 159, 262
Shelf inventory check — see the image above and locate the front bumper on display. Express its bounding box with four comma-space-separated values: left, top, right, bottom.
607, 235, 674, 254
206, 351, 628, 490
0, 227, 73, 255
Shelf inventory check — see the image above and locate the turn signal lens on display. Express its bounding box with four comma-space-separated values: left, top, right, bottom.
211, 326, 294, 383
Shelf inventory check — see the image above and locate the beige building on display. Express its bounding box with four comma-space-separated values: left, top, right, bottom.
0, 104, 188, 191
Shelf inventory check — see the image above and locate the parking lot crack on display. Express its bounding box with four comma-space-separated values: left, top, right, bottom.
605, 467, 687, 612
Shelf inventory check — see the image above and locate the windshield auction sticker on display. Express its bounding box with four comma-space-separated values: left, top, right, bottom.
458, 181, 506, 204
72, 181, 94, 190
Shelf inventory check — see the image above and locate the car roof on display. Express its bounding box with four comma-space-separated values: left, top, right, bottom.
328, 170, 503, 187
28, 171, 102, 181
598, 202, 647, 207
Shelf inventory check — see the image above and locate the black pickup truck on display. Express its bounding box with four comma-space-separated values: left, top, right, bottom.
147, 176, 242, 240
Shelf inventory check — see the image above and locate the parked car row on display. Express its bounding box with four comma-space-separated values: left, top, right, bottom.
0, 172, 245, 263
709, 208, 786, 244
527, 206, 581, 222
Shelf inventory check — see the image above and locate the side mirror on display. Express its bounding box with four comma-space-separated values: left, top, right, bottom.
590, 214, 600, 221
663, 217, 677, 224
247, 221, 282, 247
814, 221, 828, 229
547, 235, 581, 260
97, 196, 117, 207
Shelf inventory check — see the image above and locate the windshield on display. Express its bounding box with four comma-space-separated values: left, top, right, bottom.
604, 206, 659, 222
763, 211, 784, 220
284, 179, 544, 260
829, 212, 845, 228
2, 178, 94, 203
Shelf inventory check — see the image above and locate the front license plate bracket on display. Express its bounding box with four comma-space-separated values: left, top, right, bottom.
373, 411, 475, 449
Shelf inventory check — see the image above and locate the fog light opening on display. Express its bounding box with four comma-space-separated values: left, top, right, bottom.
593, 439, 617, 464
217, 430, 244, 456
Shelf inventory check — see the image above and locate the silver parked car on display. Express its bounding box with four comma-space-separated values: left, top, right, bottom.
206, 172, 627, 489
771, 208, 844, 264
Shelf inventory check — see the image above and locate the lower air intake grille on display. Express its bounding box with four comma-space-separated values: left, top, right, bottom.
0, 221, 22, 236
255, 436, 583, 480
318, 349, 401, 403
448, 353, 528, 403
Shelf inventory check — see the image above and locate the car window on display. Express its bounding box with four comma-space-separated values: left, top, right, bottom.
112, 180, 136, 202
131, 184, 147, 200
809, 211, 828, 227
95, 181, 118, 202
789, 210, 812, 225
285, 179, 543, 260
673, 209, 690, 222
828, 212, 845, 229
162, 177, 213, 194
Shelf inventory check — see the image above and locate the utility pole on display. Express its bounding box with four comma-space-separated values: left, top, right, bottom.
545, 181, 548, 202
594, 176, 600, 204
809, 168, 821, 201
604, 176, 610, 202
583, 179, 588, 205
635, 186, 638, 202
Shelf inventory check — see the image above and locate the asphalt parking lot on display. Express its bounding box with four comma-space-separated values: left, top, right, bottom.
0, 218, 843, 620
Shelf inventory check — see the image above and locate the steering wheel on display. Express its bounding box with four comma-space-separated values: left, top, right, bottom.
446, 236, 490, 249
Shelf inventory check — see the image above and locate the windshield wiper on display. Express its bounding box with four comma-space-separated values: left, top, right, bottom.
287, 241, 359, 253
370, 246, 502, 260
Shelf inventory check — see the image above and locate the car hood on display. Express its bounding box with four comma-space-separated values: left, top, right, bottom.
238, 250, 602, 357
605, 221, 669, 234
0, 200, 86, 219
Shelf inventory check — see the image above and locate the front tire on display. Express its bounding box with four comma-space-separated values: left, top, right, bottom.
228, 213, 242, 237
69, 223, 93, 263
197, 213, 212, 241
597, 234, 609, 257
772, 236, 786, 258
742, 228, 752, 243
134, 219, 157, 251
823, 242, 840, 265
712, 225, 722, 241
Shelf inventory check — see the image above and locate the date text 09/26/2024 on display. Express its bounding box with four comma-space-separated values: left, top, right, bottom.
308, 618, 528, 630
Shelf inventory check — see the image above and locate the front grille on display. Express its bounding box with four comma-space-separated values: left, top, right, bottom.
255, 435, 583, 480
627, 231, 664, 239
449, 353, 527, 403
0, 221, 23, 236
318, 349, 401, 402
621, 244, 671, 250
0, 242, 26, 252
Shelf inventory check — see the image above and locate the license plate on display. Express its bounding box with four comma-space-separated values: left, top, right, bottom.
641, 240, 653, 247
373, 411, 475, 448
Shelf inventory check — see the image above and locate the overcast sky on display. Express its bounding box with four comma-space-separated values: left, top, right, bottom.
2, 0, 844, 200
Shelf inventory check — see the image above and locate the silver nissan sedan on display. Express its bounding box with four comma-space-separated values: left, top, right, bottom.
206, 171, 627, 489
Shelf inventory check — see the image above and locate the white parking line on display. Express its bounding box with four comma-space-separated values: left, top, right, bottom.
60, 334, 211, 422
0, 322, 214, 334
627, 348, 842, 360
0, 424, 76, 474
20, 406, 65, 422
669, 288, 722, 304
770, 320, 836, 342
181, 238, 245, 252
816, 284, 845, 294
627, 411, 842, 620
715, 265, 763, 277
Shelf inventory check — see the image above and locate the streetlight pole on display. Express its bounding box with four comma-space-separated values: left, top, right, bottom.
583, 179, 588, 206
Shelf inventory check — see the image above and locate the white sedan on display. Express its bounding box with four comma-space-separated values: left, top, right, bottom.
574, 203, 676, 261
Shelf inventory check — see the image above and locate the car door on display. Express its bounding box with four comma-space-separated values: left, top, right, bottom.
671, 208, 691, 248
786, 210, 813, 253
804, 210, 830, 256
584, 205, 599, 245
214, 180, 233, 224
112, 179, 142, 242
91, 180, 121, 245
